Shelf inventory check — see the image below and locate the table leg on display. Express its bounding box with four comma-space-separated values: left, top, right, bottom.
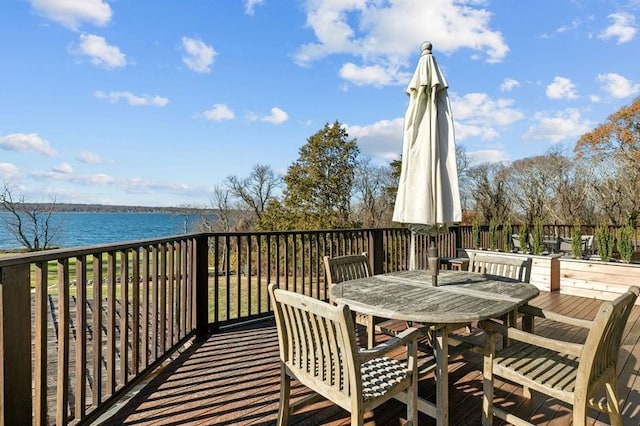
435, 326, 449, 426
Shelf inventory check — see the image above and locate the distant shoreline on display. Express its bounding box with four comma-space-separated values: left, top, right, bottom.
0, 203, 216, 214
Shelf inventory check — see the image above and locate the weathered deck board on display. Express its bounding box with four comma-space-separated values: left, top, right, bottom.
96, 291, 640, 426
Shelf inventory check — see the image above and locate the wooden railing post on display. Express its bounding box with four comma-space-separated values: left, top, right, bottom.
0, 264, 32, 426
368, 229, 385, 275
195, 235, 209, 338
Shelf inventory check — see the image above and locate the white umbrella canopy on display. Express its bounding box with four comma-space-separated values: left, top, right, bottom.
392, 42, 462, 275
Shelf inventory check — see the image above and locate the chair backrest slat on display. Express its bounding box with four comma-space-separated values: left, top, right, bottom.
324, 254, 371, 286
469, 252, 532, 283
270, 284, 360, 404
576, 287, 639, 396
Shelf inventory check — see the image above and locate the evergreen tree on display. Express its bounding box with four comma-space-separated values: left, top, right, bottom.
281, 121, 359, 230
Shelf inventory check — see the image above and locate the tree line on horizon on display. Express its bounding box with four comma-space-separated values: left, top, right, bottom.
3, 95, 640, 251
205, 95, 640, 233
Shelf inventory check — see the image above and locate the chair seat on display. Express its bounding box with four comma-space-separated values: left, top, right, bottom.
493, 341, 579, 400
361, 356, 411, 401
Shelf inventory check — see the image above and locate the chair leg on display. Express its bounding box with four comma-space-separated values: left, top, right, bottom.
351, 411, 365, 426
277, 370, 291, 426
482, 332, 496, 426
406, 340, 418, 425
605, 380, 623, 426
366, 315, 376, 348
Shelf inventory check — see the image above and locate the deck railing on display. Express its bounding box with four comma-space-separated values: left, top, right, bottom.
3, 222, 635, 425
1, 227, 465, 425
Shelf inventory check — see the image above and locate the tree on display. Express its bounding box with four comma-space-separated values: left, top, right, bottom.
454, 144, 472, 211
467, 162, 510, 224
279, 121, 360, 230
575, 95, 640, 223
226, 164, 281, 222
197, 184, 242, 233
351, 157, 394, 227
501, 147, 595, 225
575, 95, 640, 166
0, 183, 58, 251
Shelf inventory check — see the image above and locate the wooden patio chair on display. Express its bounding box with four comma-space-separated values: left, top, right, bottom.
468, 251, 532, 283
268, 283, 421, 426
479, 286, 639, 426
324, 254, 390, 348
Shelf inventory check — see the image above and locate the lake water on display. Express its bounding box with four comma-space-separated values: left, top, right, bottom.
0, 212, 202, 250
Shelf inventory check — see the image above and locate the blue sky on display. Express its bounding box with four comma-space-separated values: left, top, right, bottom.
1, 0, 639, 207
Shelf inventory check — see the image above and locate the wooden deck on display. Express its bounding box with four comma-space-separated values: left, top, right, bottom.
99, 291, 640, 425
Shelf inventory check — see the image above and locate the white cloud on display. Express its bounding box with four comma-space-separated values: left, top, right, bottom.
53, 163, 73, 174
599, 13, 637, 44
468, 149, 509, 165
500, 78, 520, 92
339, 62, 408, 87
29, 0, 112, 30
0, 133, 57, 156
31, 170, 114, 185
546, 77, 578, 100
95, 91, 169, 106
72, 34, 126, 69
523, 108, 593, 143
597, 73, 640, 98
181, 37, 216, 73
294, 0, 509, 85
203, 104, 235, 121
451, 93, 524, 127
556, 18, 581, 34
0, 163, 20, 179
245, 0, 264, 16
347, 118, 403, 160
52, 163, 73, 175
260, 107, 289, 124
123, 178, 198, 195
454, 122, 499, 141
77, 151, 104, 164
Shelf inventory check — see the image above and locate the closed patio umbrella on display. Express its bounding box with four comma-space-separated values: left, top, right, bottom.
392, 42, 462, 283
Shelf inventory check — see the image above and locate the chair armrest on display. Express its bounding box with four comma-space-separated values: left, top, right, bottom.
518, 305, 593, 329
358, 327, 423, 362
479, 319, 584, 357
478, 319, 508, 336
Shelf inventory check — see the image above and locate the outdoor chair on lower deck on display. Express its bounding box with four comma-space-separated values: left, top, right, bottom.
448, 251, 534, 351
324, 254, 399, 348
479, 286, 639, 426
268, 283, 422, 426
468, 251, 532, 283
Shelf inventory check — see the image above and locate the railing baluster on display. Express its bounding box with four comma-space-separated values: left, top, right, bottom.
188, 238, 195, 330
159, 244, 167, 354
141, 247, 150, 369
75, 255, 87, 420
167, 242, 175, 347
34, 262, 47, 426
119, 250, 129, 385
131, 248, 140, 376
151, 244, 159, 362
56, 259, 70, 425
106, 251, 116, 395
92, 254, 103, 406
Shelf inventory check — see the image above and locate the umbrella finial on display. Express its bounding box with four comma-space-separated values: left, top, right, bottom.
421, 41, 432, 55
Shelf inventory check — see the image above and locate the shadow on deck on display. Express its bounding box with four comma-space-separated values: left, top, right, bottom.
96, 291, 640, 425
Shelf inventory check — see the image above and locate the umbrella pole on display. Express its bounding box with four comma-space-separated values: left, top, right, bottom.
428, 235, 439, 286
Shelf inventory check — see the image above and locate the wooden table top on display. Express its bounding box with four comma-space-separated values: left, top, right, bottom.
330, 270, 540, 324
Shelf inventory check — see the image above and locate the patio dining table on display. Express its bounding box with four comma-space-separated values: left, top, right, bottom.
330, 269, 540, 426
